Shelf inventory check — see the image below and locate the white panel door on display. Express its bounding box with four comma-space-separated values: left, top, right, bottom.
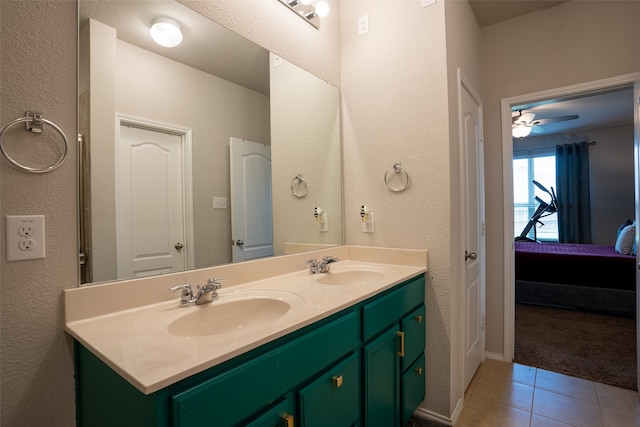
459, 72, 486, 390
117, 124, 188, 278
230, 137, 273, 262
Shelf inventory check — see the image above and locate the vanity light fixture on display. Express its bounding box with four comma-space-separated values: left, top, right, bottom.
150, 18, 183, 48
278, 0, 329, 29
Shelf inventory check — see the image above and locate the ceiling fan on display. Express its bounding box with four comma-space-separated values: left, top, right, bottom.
512, 109, 579, 138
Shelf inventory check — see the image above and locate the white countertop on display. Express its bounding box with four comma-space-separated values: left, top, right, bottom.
64, 246, 427, 394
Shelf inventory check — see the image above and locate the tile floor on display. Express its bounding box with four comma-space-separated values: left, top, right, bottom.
455, 359, 640, 427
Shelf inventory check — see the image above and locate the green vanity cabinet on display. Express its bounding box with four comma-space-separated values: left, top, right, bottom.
74, 273, 425, 427
362, 275, 426, 427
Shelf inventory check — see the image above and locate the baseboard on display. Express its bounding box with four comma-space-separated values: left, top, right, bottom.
414, 406, 453, 426
413, 396, 463, 427
486, 351, 506, 361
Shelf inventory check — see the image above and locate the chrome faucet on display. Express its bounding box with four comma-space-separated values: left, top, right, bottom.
169, 278, 223, 307
306, 256, 339, 274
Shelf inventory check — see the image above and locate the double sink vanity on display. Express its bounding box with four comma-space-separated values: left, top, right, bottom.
65, 246, 428, 426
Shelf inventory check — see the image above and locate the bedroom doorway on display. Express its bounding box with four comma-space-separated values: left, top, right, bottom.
501, 73, 640, 390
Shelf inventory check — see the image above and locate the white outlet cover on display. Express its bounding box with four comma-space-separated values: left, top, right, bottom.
6, 215, 46, 261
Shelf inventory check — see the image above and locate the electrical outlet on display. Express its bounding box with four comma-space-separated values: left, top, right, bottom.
6, 215, 46, 261
358, 15, 369, 35
213, 197, 227, 209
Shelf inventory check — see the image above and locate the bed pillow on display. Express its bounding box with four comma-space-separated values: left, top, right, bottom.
617, 219, 633, 238
615, 222, 636, 255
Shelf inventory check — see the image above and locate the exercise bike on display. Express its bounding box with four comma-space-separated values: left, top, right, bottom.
515, 180, 558, 243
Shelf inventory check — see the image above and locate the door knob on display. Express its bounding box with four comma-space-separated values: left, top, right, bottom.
235, 240, 244, 246
465, 250, 477, 261
175, 242, 183, 250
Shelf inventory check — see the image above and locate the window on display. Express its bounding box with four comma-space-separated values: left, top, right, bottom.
513, 152, 558, 242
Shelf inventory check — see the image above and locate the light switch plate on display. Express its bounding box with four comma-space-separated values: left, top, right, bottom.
6, 215, 46, 261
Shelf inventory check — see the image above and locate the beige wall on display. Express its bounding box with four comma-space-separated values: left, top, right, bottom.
0, 1, 78, 425
481, 1, 640, 356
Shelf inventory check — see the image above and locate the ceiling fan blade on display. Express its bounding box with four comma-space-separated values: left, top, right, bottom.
534, 114, 579, 124
519, 112, 535, 123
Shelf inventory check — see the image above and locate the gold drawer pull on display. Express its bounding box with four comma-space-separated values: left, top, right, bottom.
415, 315, 423, 323
280, 412, 294, 427
332, 375, 343, 388
415, 366, 423, 375
396, 331, 405, 357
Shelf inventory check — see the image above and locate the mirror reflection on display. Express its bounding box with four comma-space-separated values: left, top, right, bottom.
78, 1, 342, 285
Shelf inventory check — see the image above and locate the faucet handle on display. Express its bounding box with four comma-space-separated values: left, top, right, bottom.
169, 283, 193, 299
306, 258, 318, 266
205, 277, 224, 289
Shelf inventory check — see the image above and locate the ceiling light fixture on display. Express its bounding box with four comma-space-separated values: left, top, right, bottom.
150, 18, 183, 48
512, 123, 532, 139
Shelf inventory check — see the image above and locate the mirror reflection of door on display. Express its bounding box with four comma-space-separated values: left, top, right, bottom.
230, 137, 274, 262
116, 120, 194, 278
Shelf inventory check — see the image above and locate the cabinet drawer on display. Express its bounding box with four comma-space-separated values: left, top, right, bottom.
402, 353, 425, 427
402, 305, 425, 372
362, 275, 425, 341
245, 398, 295, 427
171, 310, 359, 426
299, 353, 360, 427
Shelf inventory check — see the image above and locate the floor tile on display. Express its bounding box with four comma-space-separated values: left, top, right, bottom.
595, 382, 640, 416
456, 394, 531, 427
535, 368, 598, 403
479, 359, 537, 387
530, 414, 573, 427
532, 388, 604, 427
473, 375, 535, 411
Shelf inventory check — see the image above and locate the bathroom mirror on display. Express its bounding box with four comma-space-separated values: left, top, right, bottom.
78, 0, 342, 285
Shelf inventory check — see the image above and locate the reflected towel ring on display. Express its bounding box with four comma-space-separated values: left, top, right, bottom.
384, 163, 410, 192
0, 112, 68, 173
291, 174, 308, 198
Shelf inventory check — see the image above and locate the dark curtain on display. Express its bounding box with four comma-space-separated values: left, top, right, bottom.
555, 141, 592, 243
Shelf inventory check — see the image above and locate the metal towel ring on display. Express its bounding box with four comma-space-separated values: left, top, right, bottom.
0, 112, 68, 173
384, 163, 410, 192
291, 174, 308, 198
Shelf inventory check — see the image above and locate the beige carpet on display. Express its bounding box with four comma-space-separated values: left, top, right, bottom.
514, 303, 637, 390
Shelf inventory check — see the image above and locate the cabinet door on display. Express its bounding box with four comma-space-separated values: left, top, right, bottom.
299, 353, 360, 427
363, 326, 399, 427
402, 305, 426, 372
402, 354, 426, 426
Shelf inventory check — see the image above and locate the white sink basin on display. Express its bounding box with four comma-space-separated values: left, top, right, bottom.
137, 290, 304, 338
315, 269, 385, 286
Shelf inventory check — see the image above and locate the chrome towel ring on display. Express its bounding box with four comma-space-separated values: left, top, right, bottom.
291, 173, 308, 198
0, 112, 68, 173
384, 163, 410, 192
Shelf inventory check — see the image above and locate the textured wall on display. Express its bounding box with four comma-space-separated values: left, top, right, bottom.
480, 1, 640, 356
0, 1, 78, 425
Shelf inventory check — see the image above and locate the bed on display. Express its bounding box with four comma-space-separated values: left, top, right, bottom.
515, 241, 637, 316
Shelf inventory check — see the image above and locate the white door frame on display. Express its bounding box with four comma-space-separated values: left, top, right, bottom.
458, 69, 486, 392
501, 73, 640, 362
115, 114, 195, 273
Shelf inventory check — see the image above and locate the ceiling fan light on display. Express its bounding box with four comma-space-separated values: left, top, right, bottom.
512, 124, 532, 139
150, 18, 183, 48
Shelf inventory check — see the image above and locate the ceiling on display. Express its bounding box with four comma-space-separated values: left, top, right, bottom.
82, 0, 635, 138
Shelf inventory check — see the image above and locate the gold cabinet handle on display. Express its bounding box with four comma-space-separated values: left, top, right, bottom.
415, 315, 423, 323
415, 366, 423, 375
280, 412, 294, 427
396, 331, 405, 357
332, 375, 343, 388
